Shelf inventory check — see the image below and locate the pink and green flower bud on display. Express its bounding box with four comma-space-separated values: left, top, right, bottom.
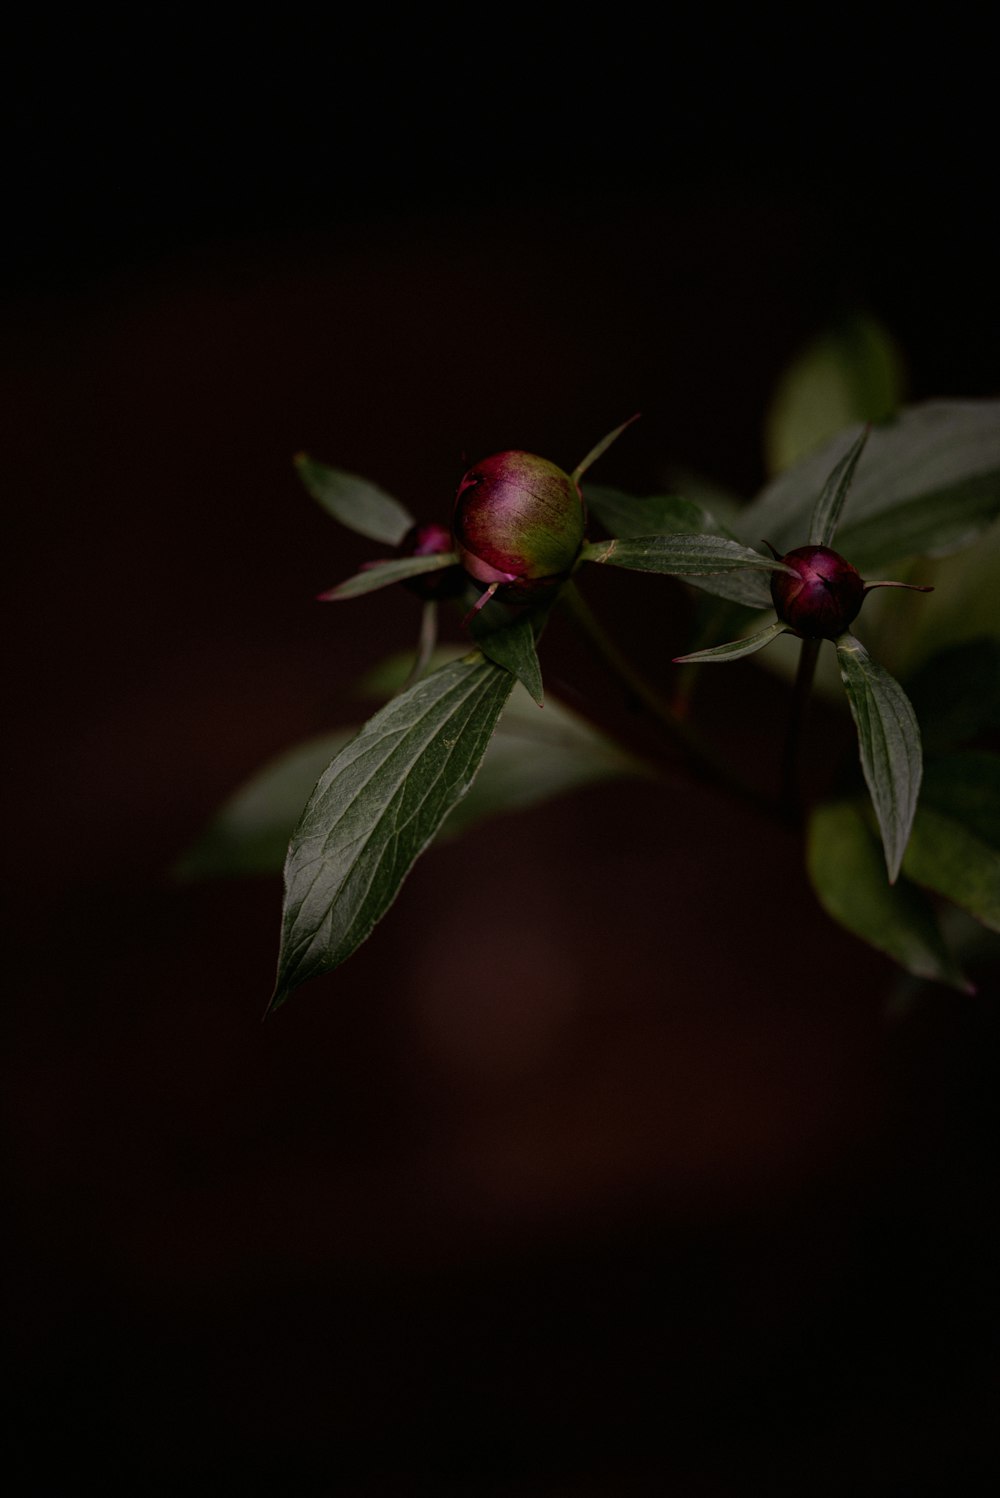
768, 543, 933, 640
452, 451, 585, 603
397, 521, 465, 600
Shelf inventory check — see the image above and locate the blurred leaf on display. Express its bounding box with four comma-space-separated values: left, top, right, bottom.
178, 678, 648, 884
903, 807, 1000, 933
358, 647, 465, 699
174, 732, 353, 880
318, 552, 458, 600
894, 517, 1000, 674
571, 413, 640, 482
809, 424, 870, 547
659, 470, 745, 530
920, 751, 1000, 848
581, 533, 788, 607
836, 633, 923, 882
742, 401, 1000, 572
674, 618, 787, 663
905, 640, 1000, 753
470, 609, 544, 705
765, 314, 904, 474
807, 800, 972, 992
270, 655, 514, 1012
441, 684, 652, 839
295, 454, 414, 544
584, 485, 735, 541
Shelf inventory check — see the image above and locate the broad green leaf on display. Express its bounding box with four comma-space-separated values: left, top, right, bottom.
177, 680, 647, 882
318, 552, 458, 600
470, 609, 544, 705
903, 807, 1000, 933
580, 534, 791, 608
894, 517, 1000, 673
174, 731, 353, 880
764, 314, 904, 474
441, 683, 652, 838
741, 401, 1000, 572
919, 751, 1000, 849
673, 618, 788, 664
269, 655, 515, 1011
808, 424, 870, 547
294, 454, 414, 545
836, 633, 923, 882
583, 485, 735, 542
807, 800, 971, 992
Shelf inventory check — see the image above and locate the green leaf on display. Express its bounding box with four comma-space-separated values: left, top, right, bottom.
178, 677, 648, 883
294, 454, 414, 545
470, 609, 544, 705
764, 314, 904, 475
919, 751, 1000, 848
441, 683, 652, 839
836, 633, 923, 882
583, 485, 735, 541
269, 655, 515, 1011
903, 807, 1000, 933
807, 800, 972, 992
741, 401, 1000, 573
318, 552, 458, 600
173, 731, 353, 880
580, 534, 791, 609
673, 618, 788, 663
809, 423, 870, 547
571, 413, 639, 482
879, 639, 1000, 753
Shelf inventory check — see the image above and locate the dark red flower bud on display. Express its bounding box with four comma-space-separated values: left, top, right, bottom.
397, 522, 465, 600
769, 545, 865, 639
452, 451, 585, 603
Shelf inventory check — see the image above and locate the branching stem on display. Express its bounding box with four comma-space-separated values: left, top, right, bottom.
560, 582, 773, 817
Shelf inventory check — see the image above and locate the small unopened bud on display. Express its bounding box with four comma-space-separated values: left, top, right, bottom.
398, 522, 465, 600
769, 545, 865, 638
768, 542, 933, 640
453, 451, 585, 604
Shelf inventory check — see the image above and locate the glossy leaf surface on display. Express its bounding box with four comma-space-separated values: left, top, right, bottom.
270, 655, 514, 1011
294, 454, 414, 544
836, 633, 923, 882
807, 800, 971, 992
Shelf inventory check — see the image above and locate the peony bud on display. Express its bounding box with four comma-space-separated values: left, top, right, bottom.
769, 544, 865, 639
397, 522, 465, 600
452, 451, 585, 604
768, 542, 933, 640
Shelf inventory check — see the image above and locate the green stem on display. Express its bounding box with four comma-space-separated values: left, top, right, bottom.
559, 581, 773, 816
779, 636, 820, 822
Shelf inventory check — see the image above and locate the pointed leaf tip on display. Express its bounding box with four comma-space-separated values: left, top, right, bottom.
836, 632, 923, 883
272, 656, 515, 1006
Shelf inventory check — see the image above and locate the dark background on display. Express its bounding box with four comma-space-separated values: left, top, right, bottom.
5, 13, 998, 1494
